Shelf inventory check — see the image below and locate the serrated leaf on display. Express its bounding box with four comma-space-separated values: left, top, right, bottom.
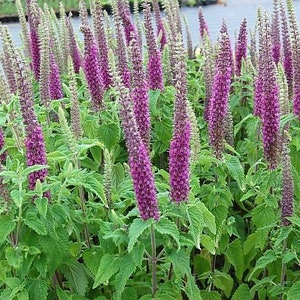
27, 278, 48, 300
249, 250, 277, 280
156, 217, 180, 249
199, 202, 216, 235
61, 262, 88, 296
213, 271, 233, 298
128, 219, 152, 253
83, 249, 102, 276
287, 281, 300, 300
225, 239, 244, 281
0, 215, 15, 244
22, 165, 49, 177
169, 250, 201, 300
56, 286, 69, 300
35, 197, 48, 219
201, 235, 215, 254
232, 284, 252, 300
200, 291, 221, 300
10, 190, 23, 208
24, 210, 47, 235
115, 254, 136, 299
39, 227, 69, 275
186, 203, 205, 249
225, 155, 245, 191
81, 173, 107, 207
98, 123, 120, 151
93, 254, 120, 288
131, 244, 145, 268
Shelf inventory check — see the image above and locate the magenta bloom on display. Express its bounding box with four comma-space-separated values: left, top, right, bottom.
198, 7, 209, 38
29, 29, 40, 80
153, 0, 167, 50
208, 23, 232, 158
66, 17, 82, 73
0, 128, 7, 162
169, 121, 191, 202
271, 0, 281, 64
129, 144, 160, 220
81, 25, 104, 111
130, 36, 151, 146
144, 3, 164, 91
235, 18, 247, 76
49, 52, 63, 100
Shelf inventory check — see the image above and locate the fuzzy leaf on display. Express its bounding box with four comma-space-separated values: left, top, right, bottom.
98, 123, 120, 151
249, 250, 277, 280
35, 198, 48, 219
128, 219, 152, 253
93, 254, 120, 288
201, 235, 215, 254
225, 239, 244, 281
131, 244, 145, 268
27, 279, 48, 300
200, 202, 216, 234
287, 281, 300, 300
156, 217, 180, 249
115, 254, 136, 299
225, 155, 245, 191
186, 202, 205, 249
0, 216, 15, 244
24, 210, 47, 235
232, 284, 252, 300
61, 262, 88, 296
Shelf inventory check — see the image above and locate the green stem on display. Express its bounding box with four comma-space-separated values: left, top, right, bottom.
280, 238, 288, 299
14, 182, 23, 247
150, 224, 157, 298
76, 159, 91, 248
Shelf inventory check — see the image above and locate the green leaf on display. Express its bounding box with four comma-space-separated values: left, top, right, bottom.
0, 215, 15, 244
93, 254, 120, 288
81, 173, 107, 207
232, 284, 252, 300
83, 249, 102, 276
10, 190, 23, 208
27, 278, 48, 300
98, 122, 120, 151
5, 247, 23, 269
213, 271, 233, 298
115, 254, 136, 299
169, 250, 201, 300
200, 291, 221, 300
201, 235, 215, 254
225, 155, 246, 191
35, 197, 48, 219
287, 281, 300, 300
56, 286, 69, 300
131, 244, 145, 268
186, 202, 205, 249
22, 165, 49, 177
156, 217, 180, 249
128, 219, 152, 253
249, 250, 277, 280
24, 210, 47, 235
225, 239, 244, 281
200, 202, 216, 235
61, 262, 88, 296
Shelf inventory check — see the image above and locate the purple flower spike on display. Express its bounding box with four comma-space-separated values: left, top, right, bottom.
235, 18, 247, 76
169, 121, 191, 202
144, 3, 164, 91
0, 128, 7, 162
153, 0, 167, 50
169, 37, 191, 202
81, 25, 104, 111
208, 23, 232, 158
66, 16, 82, 73
129, 143, 160, 220
25, 123, 49, 198
130, 35, 151, 147
49, 51, 63, 100
198, 7, 209, 38
271, 0, 281, 64
29, 29, 41, 80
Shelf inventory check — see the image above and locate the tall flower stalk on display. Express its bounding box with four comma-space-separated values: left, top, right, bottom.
235, 18, 247, 76
169, 35, 191, 202
208, 22, 232, 158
